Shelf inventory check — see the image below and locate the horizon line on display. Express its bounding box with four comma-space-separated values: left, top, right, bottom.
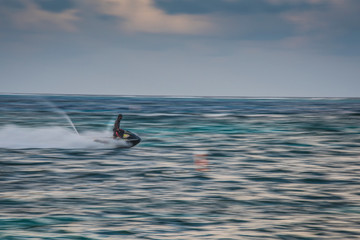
0, 91, 359, 100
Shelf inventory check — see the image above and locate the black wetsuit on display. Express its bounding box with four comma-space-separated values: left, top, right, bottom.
113, 115, 124, 138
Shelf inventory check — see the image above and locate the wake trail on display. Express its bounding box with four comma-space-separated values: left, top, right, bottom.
0, 125, 110, 149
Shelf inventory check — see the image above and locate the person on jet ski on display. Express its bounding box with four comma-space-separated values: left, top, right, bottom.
113, 114, 125, 139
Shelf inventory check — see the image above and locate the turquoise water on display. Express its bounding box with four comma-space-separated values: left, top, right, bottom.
1, 94, 360, 239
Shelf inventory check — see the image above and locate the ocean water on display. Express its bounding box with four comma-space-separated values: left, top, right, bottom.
0, 94, 360, 240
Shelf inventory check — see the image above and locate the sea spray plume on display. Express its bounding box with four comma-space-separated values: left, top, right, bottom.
39, 97, 79, 135
106, 118, 115, 132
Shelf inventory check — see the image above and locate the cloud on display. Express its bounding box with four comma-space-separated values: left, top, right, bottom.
266, 0, 326, 4
34, 0, 75, 13
280, 0, 360, 52
149, 0, 325, 42
154, 0, 325, 15
95, 0, 214, 34
0, 0, 359, 54
282, 0, 360, 32
1, 0, 78, 31
150, 0, 360, 53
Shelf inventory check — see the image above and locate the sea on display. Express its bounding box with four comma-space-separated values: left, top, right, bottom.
0, 94, 360, 240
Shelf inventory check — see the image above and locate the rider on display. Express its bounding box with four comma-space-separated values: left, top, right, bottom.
113, 114, 125, 139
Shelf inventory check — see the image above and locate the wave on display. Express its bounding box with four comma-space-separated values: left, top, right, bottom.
0, 125, 122, 149
202, 113, 232, 118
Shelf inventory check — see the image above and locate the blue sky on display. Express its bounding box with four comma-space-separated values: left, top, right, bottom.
1, 0, 359, 97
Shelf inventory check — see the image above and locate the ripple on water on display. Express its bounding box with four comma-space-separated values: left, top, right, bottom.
1, 96, 360, 239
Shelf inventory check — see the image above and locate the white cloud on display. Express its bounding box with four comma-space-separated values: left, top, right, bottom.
95, 0, 214, 34
7, 0, 79, 31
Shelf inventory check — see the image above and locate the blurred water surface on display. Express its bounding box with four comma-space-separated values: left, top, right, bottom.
0, 94, 360, 239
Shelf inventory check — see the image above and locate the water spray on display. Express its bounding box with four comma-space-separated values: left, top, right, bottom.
40, 98, 80, 135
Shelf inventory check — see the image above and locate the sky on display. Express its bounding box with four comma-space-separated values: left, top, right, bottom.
1, 0, 360, 97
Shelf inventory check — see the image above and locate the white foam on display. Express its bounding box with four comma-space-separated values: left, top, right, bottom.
0, 125, 116, 149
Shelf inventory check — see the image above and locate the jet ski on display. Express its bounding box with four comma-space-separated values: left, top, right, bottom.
94, 130, 141, 148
